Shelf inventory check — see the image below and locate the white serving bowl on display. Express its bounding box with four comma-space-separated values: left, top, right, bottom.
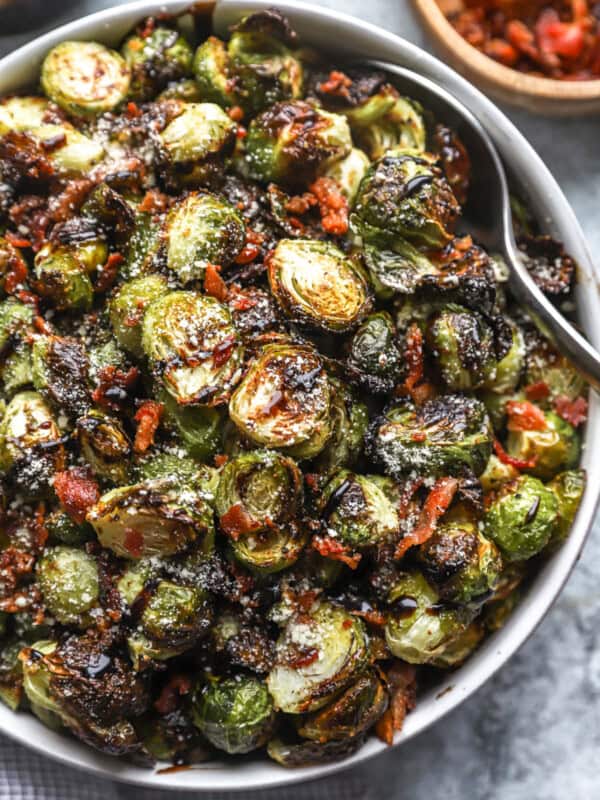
0, 0, 598, 792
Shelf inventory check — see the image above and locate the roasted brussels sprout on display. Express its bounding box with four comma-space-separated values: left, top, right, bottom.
319, 470, 399, 550
267, 734, 363, 767
193, 37, 237, 107
165, 193, 245, 283
385, 570, 473, 664
41, 41, 131, 115
417, 510, 502, 603
34, 245, 93, 312
244, 101, 352, 185
0, 298, 33, 352
479, 453, 518, 494
483, 475, 558, 561
157, 102, 237, 187
215, 449, 306, 573
372, 395, 492, 479
122, 25, 193, 100
0, 96, 49, 131
227, 9, 303, 113
45, 509, 93, 546
31, 335, 90, 418
548, 469, 585, 544
87, 479, 214, 559
267, 602, 368, 713
506, 409, 580, 481
142, 291, 243, 406
36, 546, 100, 626
353, 149, 460, 250
431, 621, 485, 669
0, 638, 24, 710
0, 239, 26, 299
323, 147, 370, 204
345, 85, 426, 160
160, 391, 223, 462
122, 212, 162, 280
77, 410, 131, 484
192, 675, 275, 754
525, 335, 586, 405
346, 311, 402, 394
109, 274, 169, 359
483, 321, 525, 394
313, 379, 368, 476
426, 305, 497, 391
268, 239, 370, 332
30, 124, 105, 175
229, 343, 332, 459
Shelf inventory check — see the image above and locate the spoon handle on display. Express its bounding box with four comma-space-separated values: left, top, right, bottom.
504, 233, 600, 393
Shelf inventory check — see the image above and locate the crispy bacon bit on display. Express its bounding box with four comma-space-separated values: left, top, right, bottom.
236, 125, 247, 140
219, 503, 259, 541
213, 334, 237, 369
92, 365, 139, 412
126, 101, 142, 119
54, 468, 100, 525
214, 454, 229, 468
48, 178, 94, 224
33, 315, 53, 335
4, 251, 28, 294
17, 290, 39, 309
287, 647, 319, 669
309, 176, 349, 235
95, 253, 124, 293
376, 662, 417, 745
524, 381, 550, 401
400, 323, 425, 401
351, 608, 386, 627
204, 263, 229, 302
554, 394, 588, 427
312, 534, 362, 569
493, 438, 537, 470
138, 15, 156, 38
394, 477, 458, 560
133, 400, 164, 454
285, 192, 317, 216
124, 528, 145, 558
317, 70, 353, 99
506, 400, 547, 431
5, 232, 31, 249
229, 289, 258, 311
138, 188, 169, 214
0, 131, 54, 181
228, 105, 245, 122
154, 674, 192, 715
235, 242, 262, 265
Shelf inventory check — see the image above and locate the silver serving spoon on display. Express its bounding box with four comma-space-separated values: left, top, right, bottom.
366, 59, 600, 392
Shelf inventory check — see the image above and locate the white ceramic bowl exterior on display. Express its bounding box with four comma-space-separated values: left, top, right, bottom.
0, 0, 598, 791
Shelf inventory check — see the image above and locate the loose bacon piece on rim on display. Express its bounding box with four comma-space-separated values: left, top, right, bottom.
133, 400, 164, 454
394, 477, 458, 560
554, 394, 588, 427
54, 468, 100, 525
493, 438, 537, 471
506, 400, 547, 431
312, 534, 362, 569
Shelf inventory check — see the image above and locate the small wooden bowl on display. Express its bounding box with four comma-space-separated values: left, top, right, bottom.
412, 0, 600, 115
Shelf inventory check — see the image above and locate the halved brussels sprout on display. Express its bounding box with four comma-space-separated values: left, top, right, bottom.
345, 85, 426, 160
86, 479, 214, 559
353, 149, 459, 250
77, 410, 131, 484
372, 395, 492, 479
267, 602, 368, 713
525, 336, 586, 405
193, 36, 237, 107
244, 101, 352, 185
268, 239, 370, 332
319, 470, 399, 550
297, 668, 387, 743
426, 305, 497, 391
31, 334, 90, 418
418, 509, 502, 603
385, 570, 473, 664
313, 379, 368, 476
30, 124, 105, 175
109, 274, 168, 360
34, 245, 93, 312
321, 147, 370, 204
483, 474, 558, 561
121, 26, 193, 101
160, 391, 223, 462
157, 102, 237, 186
0, 96, 49, 131
216, 449, 306, 573
165, 193, 245, 283
431, 621, 485, 669
37, 546, 100, 626
192, 676, 275, 754
158, 78, 203, 103
483, 321, 525, 394
0, 298, 34, 352
346, 311, 403, 394
21, 640, 62, 722
506, 409, 580, 481
41, 41, 131, 115
229, 343, 332, 459
142, 291, 243, 406
227, 9, 303, 114
548, 469, 585, 544
479, 453, 518, 494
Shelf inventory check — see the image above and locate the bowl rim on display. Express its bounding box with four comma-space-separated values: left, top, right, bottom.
412, 0, 600, 102
0, 0, 598, 792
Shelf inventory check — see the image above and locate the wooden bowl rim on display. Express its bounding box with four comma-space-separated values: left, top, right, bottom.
414, 0, 600, 101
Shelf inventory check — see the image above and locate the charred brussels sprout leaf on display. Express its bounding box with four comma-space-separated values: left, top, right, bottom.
192, 676, 275, 754
216, 449, 306, 573
345, 85, 426, 160
87, 479, 214, 559
483, 475, 558, 561
37, 546, 100, 626
165, 193, 245, 283
142, 291, 243, 406
346, 311, 402, 394
267, 602, 368, 713
506, 410, 580, 481
268, 239, 371, 332
319, 470, 400, 550
31, 335, 90, 418
244, 101, 352, 185
229, 343, 332, 459
41, 41, 130, 115
122, 26, 193, 101
353, 149, 460, 250
158, 102, 237, 187
372, 395, 492, 479
109, 274, 169, 359
385, 570, 473, 664
548, 469, 585, 545
77, 410, 131, 484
